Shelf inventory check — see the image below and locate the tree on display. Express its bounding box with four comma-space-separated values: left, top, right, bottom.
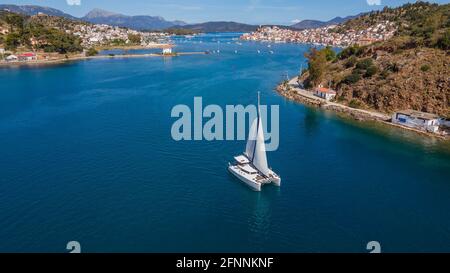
436, 29, 450, 50
86, 47, 98, 57
364, 66, 378, 77
304, 47, 328, 87
356, 58, 374, 70
5, 32, 21, 50
127, 33, 141, 44
345, 56, 358, 68
337, 45, 363, 59
5, 13, 24, 31
323, 46, 336, 62
343, 72, 361, 84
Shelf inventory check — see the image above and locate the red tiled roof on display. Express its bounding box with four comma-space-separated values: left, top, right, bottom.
18, 53, 36, 57
317, 87, 336, 94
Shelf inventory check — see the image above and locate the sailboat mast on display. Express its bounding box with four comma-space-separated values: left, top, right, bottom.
252, 92, 261, 163
257, 91, 261, 119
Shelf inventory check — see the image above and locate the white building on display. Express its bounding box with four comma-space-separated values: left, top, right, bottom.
392, 110, 440, 133
18, 53, 37, 61
162, 48, 172, 55
5, 55, 18, 62
314, 87, 337, 101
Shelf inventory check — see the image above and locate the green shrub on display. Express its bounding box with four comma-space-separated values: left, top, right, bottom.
353, 68, 364, 75
345, 56, 357, 68
323, 46, 336, 62
110, 39, 126, 46
5, 32, 21, 50
436, 29, 450, 50
86, 47, 98, 57
420, 64, 430, 72
356, 58, 374, 70
338, 45, 363, 59
364, 65, 378, 77
348, 99, 363, 109
127, 33, 141, 44
343, 73, 361, 84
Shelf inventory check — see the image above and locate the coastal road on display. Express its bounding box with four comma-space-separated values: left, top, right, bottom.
287, 77, 391, 121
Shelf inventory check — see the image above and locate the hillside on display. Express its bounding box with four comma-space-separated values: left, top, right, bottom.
0, 11, 83, 53
301, 2, 450, 117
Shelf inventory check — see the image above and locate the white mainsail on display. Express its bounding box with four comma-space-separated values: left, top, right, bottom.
245, 119, 257, 160
247, 92, 270, 176
252, 114, 270, 176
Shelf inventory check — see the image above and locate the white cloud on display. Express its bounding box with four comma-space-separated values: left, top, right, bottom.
367, 0, 382, 5
66, 0, 81, 6
291, 19, 301, 24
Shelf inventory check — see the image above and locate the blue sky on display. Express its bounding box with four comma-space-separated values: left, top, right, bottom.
5, 0, 450, 24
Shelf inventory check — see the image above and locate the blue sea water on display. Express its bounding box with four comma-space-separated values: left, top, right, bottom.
0, 33, 449, 253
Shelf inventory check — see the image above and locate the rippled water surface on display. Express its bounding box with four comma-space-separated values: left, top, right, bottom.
0, 33, 449, 252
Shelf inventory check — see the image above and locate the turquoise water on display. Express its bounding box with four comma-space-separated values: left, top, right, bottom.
0, 33, 449, 253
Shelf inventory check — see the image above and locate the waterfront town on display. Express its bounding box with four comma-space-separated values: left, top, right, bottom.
67, 23, 170, 48
0, 11, 172, 64
241, 21, 397, 47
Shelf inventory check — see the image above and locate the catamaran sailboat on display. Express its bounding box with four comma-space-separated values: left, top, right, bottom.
228, 92, 281, 191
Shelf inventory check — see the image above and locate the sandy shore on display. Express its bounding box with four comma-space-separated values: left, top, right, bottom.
277, 77, 449, 140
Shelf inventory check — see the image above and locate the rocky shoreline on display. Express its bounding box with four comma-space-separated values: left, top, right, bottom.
276, 82, 389, 122
276, 80, 449, 140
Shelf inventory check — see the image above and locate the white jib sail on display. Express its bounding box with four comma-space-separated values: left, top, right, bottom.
252, 116, 270, 176
245, 118, 258, 160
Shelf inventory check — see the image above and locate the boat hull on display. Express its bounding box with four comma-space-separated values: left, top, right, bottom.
271, 176, 281, 187
228, 165, 262, 191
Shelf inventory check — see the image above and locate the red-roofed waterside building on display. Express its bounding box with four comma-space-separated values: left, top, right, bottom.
314, 87, 337, 101
17, 52, 37, 62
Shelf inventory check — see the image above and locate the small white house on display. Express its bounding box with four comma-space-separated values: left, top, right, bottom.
5, 55, 18, 62
18, 52, 37, 61
392, 110, 440, 133
314, 87, 336, 101
162, 47, 172, 55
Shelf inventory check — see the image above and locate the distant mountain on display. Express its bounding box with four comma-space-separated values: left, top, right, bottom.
172, 21, 258, 33
0, 4, 78, 20
291, 14, 362, 30
83, 8, 118, 19
0, 4, 363, 32
291, 20, 328, 30
82, 8, 186, 30
0, 5, 185, 30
